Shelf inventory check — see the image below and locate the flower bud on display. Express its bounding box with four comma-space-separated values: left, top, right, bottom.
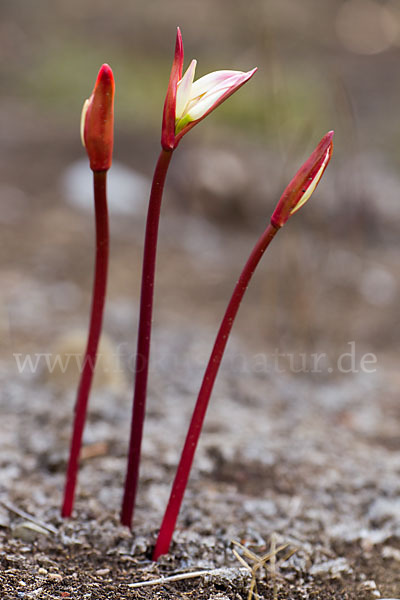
271, 131, 334, 229
80, 64, 115, 172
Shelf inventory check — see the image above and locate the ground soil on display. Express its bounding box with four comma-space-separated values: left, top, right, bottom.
1, 282, 400, 598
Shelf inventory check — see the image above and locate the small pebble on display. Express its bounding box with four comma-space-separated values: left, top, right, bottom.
131, 536, 147, 555
382, 546, 400, 561
12, 521, 50, 542
309, 557, 351, 576
48, 573, 62, 582
361, 580, 377, 590
95, 568, 110, 576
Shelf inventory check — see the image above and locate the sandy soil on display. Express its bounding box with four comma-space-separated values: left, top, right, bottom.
1, 274, 400, 598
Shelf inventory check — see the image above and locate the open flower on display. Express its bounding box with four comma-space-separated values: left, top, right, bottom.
270, 131, 334, 229
161, 28, 257, 151
80, 64, 115, 172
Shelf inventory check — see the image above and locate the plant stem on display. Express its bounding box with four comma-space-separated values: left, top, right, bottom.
121, 148, 173, 528
62, 170, 109, 518
153, 222, 279, 559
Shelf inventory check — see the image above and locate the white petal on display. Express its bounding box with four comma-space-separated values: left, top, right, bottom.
189, 70, 244, 100
185, 87, 228, 121
175, 59, 197, 120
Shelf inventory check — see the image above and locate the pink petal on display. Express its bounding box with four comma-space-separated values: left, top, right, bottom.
189, 70, 245, 99
188, 68, 257, 120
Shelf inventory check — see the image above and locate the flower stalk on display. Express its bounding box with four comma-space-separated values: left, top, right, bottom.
120, 147, 173, 527
153, 131, 334, 559
120, 27, 256, 529
62, 64, 114, 518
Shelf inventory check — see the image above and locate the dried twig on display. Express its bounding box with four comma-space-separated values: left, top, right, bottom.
128, 567, 249, 589
270, 534, 277, 600
0, 499, 58, 534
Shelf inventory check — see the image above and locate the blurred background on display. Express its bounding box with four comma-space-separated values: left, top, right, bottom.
1, 0, 400, 385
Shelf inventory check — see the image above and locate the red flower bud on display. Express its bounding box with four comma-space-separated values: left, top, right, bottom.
80, 64, 115, 172
271, 131, 334, 229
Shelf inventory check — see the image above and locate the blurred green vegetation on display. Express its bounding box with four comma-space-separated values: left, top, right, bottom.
13, 39, 330, 152
0, 0, 343, 149
2, 0, 399, 190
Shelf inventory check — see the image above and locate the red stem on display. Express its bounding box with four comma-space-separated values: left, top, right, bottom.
153, 222, 279, 559
62, 170, 109, 518
121, 148, 173, 528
